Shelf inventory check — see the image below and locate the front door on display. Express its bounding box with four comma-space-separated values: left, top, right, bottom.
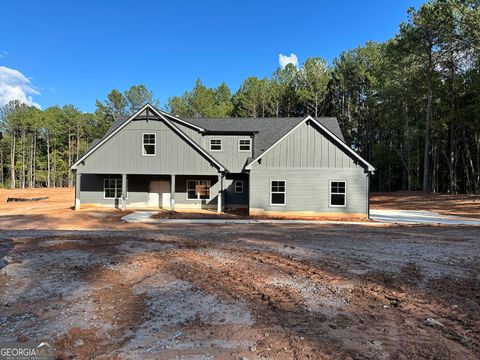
148, 180, 171, 208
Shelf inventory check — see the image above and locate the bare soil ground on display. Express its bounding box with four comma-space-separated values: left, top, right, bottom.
0, 188, 479, 358
0, 188, 130, 230
0, 226, 479, 359
153, 209, 369, 222
371, 191, 480, 219
0, 188, 477, 230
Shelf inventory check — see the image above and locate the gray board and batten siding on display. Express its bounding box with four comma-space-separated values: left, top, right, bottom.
76, 118, 220, 175
72, 104, 373, 215
248, 120, 369, 215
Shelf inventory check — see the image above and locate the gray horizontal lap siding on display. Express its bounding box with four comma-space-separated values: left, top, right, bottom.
224, 174, 249, 208
249, 169, 368, 214
174, 175, 220, 207
80, 174, 151, 206
79, 174, 221, 208
249, 122, 368, 214
77, 119, 219, 175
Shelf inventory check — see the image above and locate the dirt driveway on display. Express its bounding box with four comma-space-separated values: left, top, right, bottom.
1, 225, 479, 359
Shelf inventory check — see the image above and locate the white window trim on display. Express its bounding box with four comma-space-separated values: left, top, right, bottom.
142, 133, 156, 156
238, 139, 251, 152
234, 180, 244, 193
103, 178, 127, 199
209, 139, 222, 152
186, 180, 212, 201
270, 179, 286, 206
329, 180, 347, 208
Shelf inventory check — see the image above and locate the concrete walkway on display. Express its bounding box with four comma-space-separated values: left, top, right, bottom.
121, 211, 375, 225
370, 209, 480, 225
122, 210, 480, 226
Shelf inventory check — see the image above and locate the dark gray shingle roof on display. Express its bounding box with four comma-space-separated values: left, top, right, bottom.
182, 117, 345, 159
86, 115, 128, 152
87, 111, 346, 168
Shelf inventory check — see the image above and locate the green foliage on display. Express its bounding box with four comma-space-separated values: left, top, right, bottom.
234, 77, 264, 117
297, 57, 330, 117
0, 100, 106, 188
1, 0, 479, 193
167, 79, 233, 117
95, 84, 159, 124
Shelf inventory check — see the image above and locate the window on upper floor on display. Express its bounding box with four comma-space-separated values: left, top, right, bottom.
238, 139, 251, 152
209, 139, 222, 151
143, 133, 156, 156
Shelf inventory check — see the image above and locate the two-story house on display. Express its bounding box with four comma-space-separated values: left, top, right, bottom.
71, 104, 374, 218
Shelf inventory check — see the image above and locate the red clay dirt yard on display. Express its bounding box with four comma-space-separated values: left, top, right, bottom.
0, 188, 479, 359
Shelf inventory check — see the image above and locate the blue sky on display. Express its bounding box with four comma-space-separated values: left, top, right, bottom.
0, 0, 424, 112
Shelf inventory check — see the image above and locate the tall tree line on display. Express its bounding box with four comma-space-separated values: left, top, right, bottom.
1, 0, 479, 193
0, 85, 156, 188
167, 0, 480, 194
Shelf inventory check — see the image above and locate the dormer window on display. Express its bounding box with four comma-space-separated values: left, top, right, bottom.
210, 139, 222, 151
142, 133, 156, 156
238, 139, 251, 152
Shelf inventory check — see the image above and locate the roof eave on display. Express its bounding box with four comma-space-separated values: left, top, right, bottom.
70, 104, 226, 172
203, 130, 258, 135
151, 108, 227, 172
245, 115, 375, 172
305, 115, 375, 172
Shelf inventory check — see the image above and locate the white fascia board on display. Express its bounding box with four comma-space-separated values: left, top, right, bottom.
245, 115, 375, 172
153, 109, 226, 172
71, 104, 151, 170
306, 116, 375, 172
71, 104, 222, 171
245, 117, 309, 170
157, 109, 205, 132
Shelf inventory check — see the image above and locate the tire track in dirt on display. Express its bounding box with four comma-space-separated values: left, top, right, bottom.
2, 230, 479, 359
161, 247, 357, 359
156, 241, 479, 359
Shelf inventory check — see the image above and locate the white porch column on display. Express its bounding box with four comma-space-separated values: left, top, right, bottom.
121, 173, 127, 211
170, 174, 176, 211
75, 172, 81, 210
217, 174, 223, 213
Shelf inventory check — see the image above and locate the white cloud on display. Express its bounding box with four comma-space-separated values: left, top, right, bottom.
278, 53, 298, 68
0, 66, 41, 108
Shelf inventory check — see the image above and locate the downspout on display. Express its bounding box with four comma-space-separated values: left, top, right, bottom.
248, 133, 255, 216
247, 170, 251, 216
367, 171, 371, 220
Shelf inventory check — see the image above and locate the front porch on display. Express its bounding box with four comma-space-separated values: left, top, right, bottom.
75, 173, 225, 212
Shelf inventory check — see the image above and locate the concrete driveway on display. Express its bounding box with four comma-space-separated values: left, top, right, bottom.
370, 209, 480, 225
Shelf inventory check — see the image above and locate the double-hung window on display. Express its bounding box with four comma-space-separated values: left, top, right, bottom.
210, 139, 222, 151
235, 180, 244, 193
143, 133, 156, 156
104, 178, 123, 199
187, 180, 211, 200
238, 139, 251, 152
330, 181, 346, 207
270, 180, 286, 205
